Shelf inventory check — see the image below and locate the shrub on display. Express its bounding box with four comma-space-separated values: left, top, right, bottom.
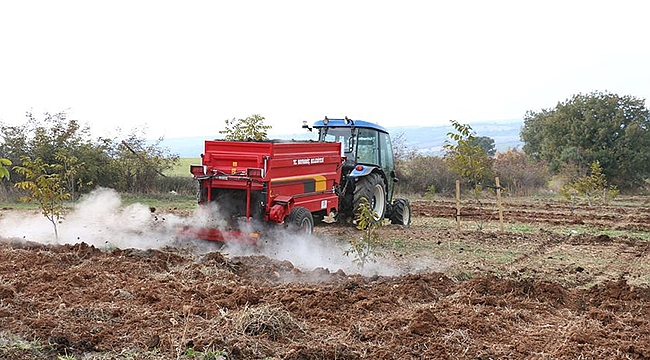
398, 155, 457, 196
494, 148, 549, 196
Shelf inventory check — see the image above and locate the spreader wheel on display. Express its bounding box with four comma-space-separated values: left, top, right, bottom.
286, 206, 314, 235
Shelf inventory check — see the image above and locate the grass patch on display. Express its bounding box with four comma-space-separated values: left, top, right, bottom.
387, 238, 407, 250
166, 158, 201, 177
444, 243, 520, 264
0, 201, 41, 211
507, 223, 537, 233
121, 193, 198, 212
412, 217, 454, 228
0, 332, 55, 359
1, 193, 199, 214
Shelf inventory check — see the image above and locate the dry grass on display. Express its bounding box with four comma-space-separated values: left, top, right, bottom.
233, 304, 305, 341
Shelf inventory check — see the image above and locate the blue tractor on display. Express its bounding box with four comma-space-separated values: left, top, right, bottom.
304, 117, 411, 226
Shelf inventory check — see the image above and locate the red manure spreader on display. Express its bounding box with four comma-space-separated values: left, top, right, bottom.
186, 118, 411, 242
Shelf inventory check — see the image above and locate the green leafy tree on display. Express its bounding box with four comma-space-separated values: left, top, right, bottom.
0, 111, 105, 195
520, 91, 650, 190
0, 120, 29, 167
14, 157, 71, 239
443, 120, 494, 189
0, 111, 88, 165
444, 121, 495, 230
109, 128, 179, 193
1, 111, 180, 196
54, 150, 92, 201
219, 114, 271, 141
0, 158, 11, 180
472, 136, 496, 157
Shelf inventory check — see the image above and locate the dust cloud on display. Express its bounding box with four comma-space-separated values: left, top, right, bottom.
0, 188, 186, 249
0, 188, 415, 276
224, 229, 401, 277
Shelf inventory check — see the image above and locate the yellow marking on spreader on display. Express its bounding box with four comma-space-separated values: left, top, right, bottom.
314, 175, 327, 191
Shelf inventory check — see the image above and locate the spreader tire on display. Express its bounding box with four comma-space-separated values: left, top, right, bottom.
286, 206, 314, 235
353, 172, 386, 222
389, 198, 411, 225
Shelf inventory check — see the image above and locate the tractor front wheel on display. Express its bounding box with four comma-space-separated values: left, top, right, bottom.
353, 172, 386, 222
286, 207, 314, 235
389, 198, 411, 225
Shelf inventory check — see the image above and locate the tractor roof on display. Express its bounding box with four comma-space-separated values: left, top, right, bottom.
312, 118, 388, 133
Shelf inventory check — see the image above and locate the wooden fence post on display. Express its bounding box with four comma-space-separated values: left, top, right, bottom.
456, 179, 461, 231
495, 176, 504, 232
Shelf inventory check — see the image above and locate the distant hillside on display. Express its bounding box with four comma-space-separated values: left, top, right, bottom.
159, 120, 523, 158
158, 136, 219, 158
392, 120, 523, 155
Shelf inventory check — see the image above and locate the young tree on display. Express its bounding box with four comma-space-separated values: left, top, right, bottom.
561, 160, 618, 206
443, 120, 494, 189
13, 157, 71, 240
444, 121, 496, 229
219, 114, 271, 141
344, 197, 382, 269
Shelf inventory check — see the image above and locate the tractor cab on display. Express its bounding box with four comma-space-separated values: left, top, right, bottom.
303, 117, 406, 223
311, 117, 394, 173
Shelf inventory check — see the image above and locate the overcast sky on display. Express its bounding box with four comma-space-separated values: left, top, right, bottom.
1, 0, 649, 139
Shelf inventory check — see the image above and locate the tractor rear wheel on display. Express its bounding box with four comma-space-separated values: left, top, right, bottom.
286, 207, 314, 235
353, 172, 386, 222
389, 198, 411, 225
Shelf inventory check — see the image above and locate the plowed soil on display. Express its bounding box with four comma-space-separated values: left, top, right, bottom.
412, 197, 650, 232
1, 197, 650, 359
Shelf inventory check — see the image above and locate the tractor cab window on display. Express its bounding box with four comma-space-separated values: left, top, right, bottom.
318, 126, 384, 166
356, 128, 379, 165
379, 131, 394, 176
319, 127, 355, 159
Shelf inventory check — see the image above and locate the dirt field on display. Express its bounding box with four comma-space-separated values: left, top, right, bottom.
1, 196, 650, 359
